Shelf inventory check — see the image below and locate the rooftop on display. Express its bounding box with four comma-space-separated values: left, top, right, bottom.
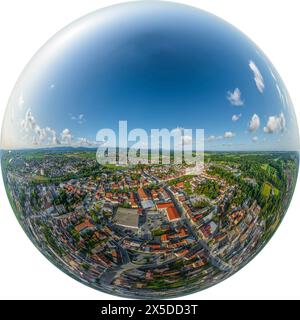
166, 206, 181, 221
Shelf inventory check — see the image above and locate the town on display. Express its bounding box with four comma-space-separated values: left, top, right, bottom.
1, 149, 298, 298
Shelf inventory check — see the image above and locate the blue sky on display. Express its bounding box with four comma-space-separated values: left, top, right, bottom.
1, 1, 299, 151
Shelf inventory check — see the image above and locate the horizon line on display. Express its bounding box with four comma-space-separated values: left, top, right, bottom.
1, 145, 299, 153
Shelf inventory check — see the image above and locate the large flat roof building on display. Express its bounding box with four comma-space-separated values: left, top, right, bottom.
141, 199, 155, 210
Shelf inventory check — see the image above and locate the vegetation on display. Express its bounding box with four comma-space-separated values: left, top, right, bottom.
194, 180, 220, 199
168, 175, 195, 186
193, 200, 210, 209
152, 229, 168, 237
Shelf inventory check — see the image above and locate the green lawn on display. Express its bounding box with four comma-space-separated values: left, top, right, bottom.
261, 182, 272, 197
70, 152, 96, 159
273, 187, 280, 196
261, 163, 278, 180
102, 163, 128, 170
23, 152, 46, 160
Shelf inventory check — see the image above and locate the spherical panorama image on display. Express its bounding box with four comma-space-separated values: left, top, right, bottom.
1, 1, 299, 299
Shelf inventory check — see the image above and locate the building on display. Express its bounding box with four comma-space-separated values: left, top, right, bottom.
75, 219, 94, 233
156, 202, 174, 209
141, 199, 155, 210
166, 206, 181, 222
138, 188, 148, 201
156, 201, 181, 222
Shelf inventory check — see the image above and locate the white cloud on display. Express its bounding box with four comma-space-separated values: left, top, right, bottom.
249, 114, 260, 132
207, 132, 235, 141
207, 135, 223, 141
263, 112, 286, 134
227, 88, 244, 106
276, 84, 285, 105
252, 136, 258, 143
21, 109, 35, 132
18, 109, 95, 147
70, 113, 86, 124
249, 60, 265, 93
181, 135, 193, 145
139, 141, 149, 150
170, 127, 184, 136
77, 137, 94, 146
169, 128, 194, 146
20, 110, 46, 144
20, 109, 61, 145
232, 114, 242, 122
207, 135, 216, 141
269, 67, 286, 107
61, 128, 72, 144
46, 127, 60, 145
224, 131, 235, 139
34, 126, 47, 143
269, 69, 276, 81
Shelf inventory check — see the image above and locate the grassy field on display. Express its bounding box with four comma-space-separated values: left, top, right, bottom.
261, 182, 272, 197
273, 187, 280, 196
32, 175, 53, 182
68, 152, 96, 159
23, 153, 46, 160
261, 163, 278, 180
102, 163, 128, 171
261, 182, 280, 197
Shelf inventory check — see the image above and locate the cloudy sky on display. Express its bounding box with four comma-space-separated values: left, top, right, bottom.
1, 2, 299, 151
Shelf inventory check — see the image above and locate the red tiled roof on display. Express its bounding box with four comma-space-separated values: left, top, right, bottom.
161, 234, 168, 242
156, 202, 174, 209
138, 188, 148, 200
166, 206, 180, 221
75, 220, 94, 232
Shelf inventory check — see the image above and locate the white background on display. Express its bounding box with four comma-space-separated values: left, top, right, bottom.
0, 0, 299, 300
